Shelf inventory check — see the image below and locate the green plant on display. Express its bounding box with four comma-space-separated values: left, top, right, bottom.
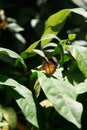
0, 7, 87, 130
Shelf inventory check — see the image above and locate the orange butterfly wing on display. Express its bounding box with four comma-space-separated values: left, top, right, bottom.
42, 59, 57, 75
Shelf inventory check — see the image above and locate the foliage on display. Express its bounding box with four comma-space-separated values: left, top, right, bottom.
0, 1, 87, 130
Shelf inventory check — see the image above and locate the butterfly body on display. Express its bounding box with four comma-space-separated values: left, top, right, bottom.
42, 57, 58, 75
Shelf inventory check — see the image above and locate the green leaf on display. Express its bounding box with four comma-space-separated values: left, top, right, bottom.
0, 78, 39, 128
43, 42, 57, 49
41, 8, 87, 47
0, 47, 27, 70
16, 98, 38, 127
63, 54, 71, 62
21, 34, 60, 59
41, 9, 70, 47
75, 79, 87, 95
72, 40, 87, 47
7, 23, 24, 32
7, 17, 17, 23
0, 122, 8, 127
70, 8, 87, 19
14, 33, 26, 44
2, 107, 17, 129
0, 105, 16, 129
37, 71, 83, 128
68, 34, 76, 41
33, 49, 47, 59
34, 79, 41, 97
68, 45, 87, 78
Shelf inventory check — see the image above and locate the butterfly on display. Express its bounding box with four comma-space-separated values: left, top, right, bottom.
0, 9, 7, 30
42, 56, 59, 75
